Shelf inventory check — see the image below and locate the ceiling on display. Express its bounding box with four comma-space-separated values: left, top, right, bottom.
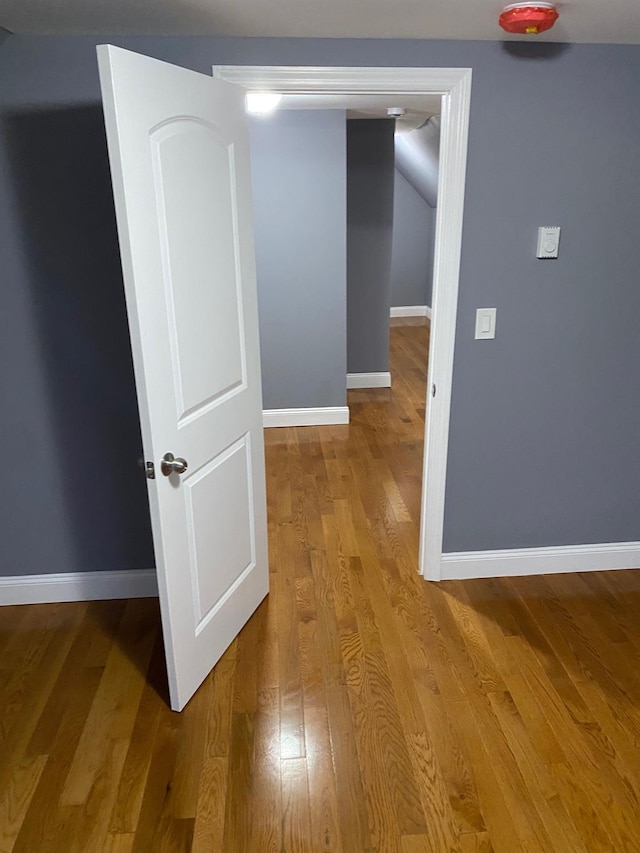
274, 93, 441, 131
1, 0, 640, 44
280, 93, 441, 115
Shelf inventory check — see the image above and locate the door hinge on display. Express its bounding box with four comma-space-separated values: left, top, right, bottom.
432, 383, 437, 398
145, 461, 155, 479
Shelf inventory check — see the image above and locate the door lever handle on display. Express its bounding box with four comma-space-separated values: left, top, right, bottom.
161, 452, 188, 477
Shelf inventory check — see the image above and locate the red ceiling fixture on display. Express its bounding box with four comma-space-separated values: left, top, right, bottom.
499, 2, 559, 35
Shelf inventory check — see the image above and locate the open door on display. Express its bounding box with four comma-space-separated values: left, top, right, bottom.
97, 45, 268, 711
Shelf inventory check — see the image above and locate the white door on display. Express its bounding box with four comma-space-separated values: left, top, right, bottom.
97, 45, 268, 711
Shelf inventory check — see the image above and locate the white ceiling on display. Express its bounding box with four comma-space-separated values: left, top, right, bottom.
1, 0, 640, 44
276, 94, 441, 130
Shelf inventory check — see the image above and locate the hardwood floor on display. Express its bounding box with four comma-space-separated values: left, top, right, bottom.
3, 318, 640, 851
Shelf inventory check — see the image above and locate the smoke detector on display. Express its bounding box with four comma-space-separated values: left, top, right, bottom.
499, 2, 559, 34
387, 107, 407, 118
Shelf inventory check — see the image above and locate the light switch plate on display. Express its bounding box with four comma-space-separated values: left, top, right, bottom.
475, 308, 496, 340
537, 226, 561, 259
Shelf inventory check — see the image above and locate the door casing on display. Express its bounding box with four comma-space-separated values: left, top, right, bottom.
214, 65, 473, 582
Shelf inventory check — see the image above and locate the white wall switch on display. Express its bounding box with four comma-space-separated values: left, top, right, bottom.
536, 226, 561, 259
475, 308, 496, 340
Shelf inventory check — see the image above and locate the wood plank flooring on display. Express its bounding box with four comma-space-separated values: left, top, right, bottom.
3, 318, 640, 850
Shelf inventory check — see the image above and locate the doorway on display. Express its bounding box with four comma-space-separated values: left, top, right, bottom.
215, 65, 472, 581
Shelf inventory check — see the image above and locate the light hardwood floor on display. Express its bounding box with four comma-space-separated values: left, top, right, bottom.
2, 318, 640, 851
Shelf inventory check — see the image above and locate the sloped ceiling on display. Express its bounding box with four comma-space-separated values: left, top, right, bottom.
395, 118, 440, 208
0, 0, 640, 43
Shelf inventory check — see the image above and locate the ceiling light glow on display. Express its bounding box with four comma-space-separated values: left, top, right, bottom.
245, 92, 283, 116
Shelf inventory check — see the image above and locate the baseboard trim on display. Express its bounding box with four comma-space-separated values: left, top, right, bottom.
390, 305, 432, 319
263, 406, 350, 428
440, 541, 640, 580
0, 568, 158, 606
347, 372, 392, 389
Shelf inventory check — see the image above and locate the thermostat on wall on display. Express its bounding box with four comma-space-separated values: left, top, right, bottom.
537, 226, 561, 259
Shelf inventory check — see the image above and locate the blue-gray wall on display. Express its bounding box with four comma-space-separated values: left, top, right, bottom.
0, 35, 640, 575
249, 109, 346, 409
443, 45, 640, 552
0, 36, 154, 576
390, 169, 435, 307
347, 119, 395, 374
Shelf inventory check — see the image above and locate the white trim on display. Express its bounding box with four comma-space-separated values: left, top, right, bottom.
0, 569, 158, 606
390, 305, 432, 319
214, 66, 472, 582
263, 406, 350, 428
441, 542, 640, 581
213, 65, 472, 96
347, 372, 391, 389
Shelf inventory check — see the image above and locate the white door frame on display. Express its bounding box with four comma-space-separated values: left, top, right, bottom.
214, 66, 472, 582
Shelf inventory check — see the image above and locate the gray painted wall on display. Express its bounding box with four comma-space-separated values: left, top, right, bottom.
0, 27, 11, 49
346, 119, 395, 374
390, 169, 435, 307
0, 36, 639, 574
0, 101, 154, 576
443, 45, 640, 552
249, 110, 346, 410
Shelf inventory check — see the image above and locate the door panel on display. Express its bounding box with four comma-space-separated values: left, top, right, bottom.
97, 45, 268, 711
150, 120, 246, 418
186, 435, 255, 633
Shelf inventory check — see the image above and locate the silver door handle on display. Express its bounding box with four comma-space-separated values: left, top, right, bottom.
161, 452, 188, 477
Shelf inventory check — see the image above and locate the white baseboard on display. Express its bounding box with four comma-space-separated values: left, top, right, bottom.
390, 305, 432, 319
263, 406, 350, 428
440, 541, 640, 581
347, 372, 391, 389
0, 569, 158, 606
